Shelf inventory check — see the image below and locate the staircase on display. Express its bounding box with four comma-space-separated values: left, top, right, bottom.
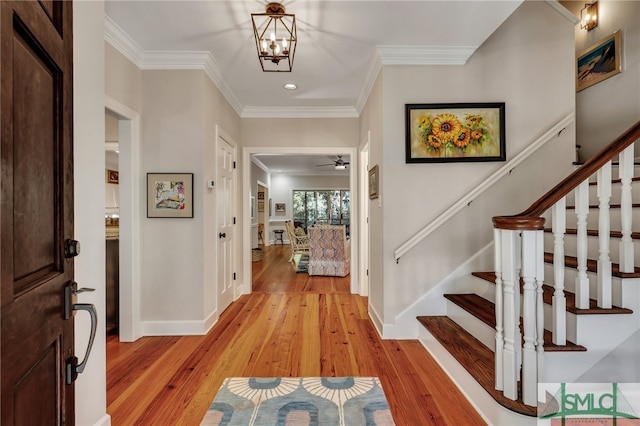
416, 122, 640, 421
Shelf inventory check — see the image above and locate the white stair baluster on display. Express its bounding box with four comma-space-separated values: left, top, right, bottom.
501, 230, 518, 400
514, 232, 522, 379
597, 162, 612, 308
552, 198, 567, 345
494, 228, 504, 391
536, 230, 545, 380
619, 145, 634, 273
520, 230, 538, 406
575, 180, 590, 309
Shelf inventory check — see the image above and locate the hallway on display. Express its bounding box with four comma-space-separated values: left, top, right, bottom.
106, 245, 485, 425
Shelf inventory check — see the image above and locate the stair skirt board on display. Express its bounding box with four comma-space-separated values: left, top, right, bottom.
417, 318, 537, 425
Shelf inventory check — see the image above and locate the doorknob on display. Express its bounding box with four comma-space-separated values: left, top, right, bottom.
64, 239, 81, 258
64, 281, 97, 384
219, 232, 226, 238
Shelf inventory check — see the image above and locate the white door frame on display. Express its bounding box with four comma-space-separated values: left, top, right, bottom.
359, 137, 370, 297
105, 95, 142, 342
241, 146, 359, 295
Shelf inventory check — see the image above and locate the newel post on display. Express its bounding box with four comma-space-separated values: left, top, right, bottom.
492, 215, 545, 404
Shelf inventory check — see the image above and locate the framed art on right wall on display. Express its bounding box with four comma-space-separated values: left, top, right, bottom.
576, 30, 622, 92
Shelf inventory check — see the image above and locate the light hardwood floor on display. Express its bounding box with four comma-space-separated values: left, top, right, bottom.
106, 244, 486, 425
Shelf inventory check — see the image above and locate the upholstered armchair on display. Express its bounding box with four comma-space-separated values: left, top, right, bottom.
307, 224, 350, 277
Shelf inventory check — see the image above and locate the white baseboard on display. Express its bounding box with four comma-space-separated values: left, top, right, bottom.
91, 413, 112, 426
204, 308, 218, 334
368, 302, 384, 337
142, 318, 212, 336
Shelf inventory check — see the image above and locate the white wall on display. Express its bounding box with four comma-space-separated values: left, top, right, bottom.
74, 1, 109, 424
140, 70, 206, 327
377, 1, 577, 327
359, 72, 384, 325
568, 0, 640, 160
241, 118, 358, 148
105, 42, 142, 113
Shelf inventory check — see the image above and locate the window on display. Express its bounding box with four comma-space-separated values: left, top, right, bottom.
293, 190, 350, 233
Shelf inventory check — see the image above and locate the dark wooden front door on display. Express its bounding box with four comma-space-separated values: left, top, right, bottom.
1, 1, 75, 424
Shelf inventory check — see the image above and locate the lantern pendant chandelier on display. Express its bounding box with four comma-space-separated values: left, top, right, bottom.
251, 2, 297, 72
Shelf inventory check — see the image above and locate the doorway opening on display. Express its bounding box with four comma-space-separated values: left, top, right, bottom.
243, 147, 359, 295
105, 96, 141, 342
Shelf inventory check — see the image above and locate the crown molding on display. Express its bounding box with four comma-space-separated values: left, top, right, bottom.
104, 15, 144, 68
355, 51, 383, 115
106, 16, 480, 119
241, 106, 359, 119
141, 51, 244, 115
104, 15, 243, 116
376, 45, 478, 65
545, 0, 580, 25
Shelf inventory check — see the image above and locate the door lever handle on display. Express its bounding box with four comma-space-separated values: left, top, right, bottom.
64, 282, 97, 384
65, 303, 97, 384
219, 232, 226, 238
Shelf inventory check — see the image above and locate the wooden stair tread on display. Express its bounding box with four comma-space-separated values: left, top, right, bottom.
417, 316, 536, 417
543, 252, 640, 278
444, 293, 586, 351
543, 228, 640, 240
471, 271, 633, 315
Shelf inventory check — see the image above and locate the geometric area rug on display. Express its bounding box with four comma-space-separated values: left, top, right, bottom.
200, 377, 395, 425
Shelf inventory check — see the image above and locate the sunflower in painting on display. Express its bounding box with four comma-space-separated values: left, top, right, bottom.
415, 110, 491, 155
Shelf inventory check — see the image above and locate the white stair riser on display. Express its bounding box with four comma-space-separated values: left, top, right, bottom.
543, 232, 640, 265
542, 208, 640, 233
542, 263, 625, 301
445, 300, 496, 352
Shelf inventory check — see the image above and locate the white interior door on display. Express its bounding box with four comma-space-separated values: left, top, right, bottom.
217, 135, 236, 314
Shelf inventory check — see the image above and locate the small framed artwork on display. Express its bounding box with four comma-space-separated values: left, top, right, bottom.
147, 173, 194, 218
257, 201, 264, 212
405, 103, 505, 163
258, 191, 265, 200
577, 31, 622, 92
275, 203, 286, 213
106, 169, 119, 184
368, 165, 379, 199
250, 196, 256, 221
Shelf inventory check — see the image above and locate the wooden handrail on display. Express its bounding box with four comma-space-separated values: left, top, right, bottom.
494, 120, 640, 230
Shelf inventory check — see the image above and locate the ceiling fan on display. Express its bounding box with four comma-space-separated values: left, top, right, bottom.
316, 155, 350, 170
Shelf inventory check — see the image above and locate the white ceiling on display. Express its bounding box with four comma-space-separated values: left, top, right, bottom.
253, 153, 351, 175
104, 0, 522, 173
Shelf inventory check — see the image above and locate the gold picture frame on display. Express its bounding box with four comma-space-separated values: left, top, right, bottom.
106, 169, 119, 184
577, 31, 622, 92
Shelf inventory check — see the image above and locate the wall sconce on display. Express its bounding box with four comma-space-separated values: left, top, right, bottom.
580, 2, 598, 31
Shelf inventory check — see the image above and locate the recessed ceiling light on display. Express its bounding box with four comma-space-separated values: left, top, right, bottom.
283, 83, 297, 90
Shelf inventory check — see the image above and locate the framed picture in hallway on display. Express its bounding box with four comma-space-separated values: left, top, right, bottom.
147, 173, 194, 218
405, 103, 505, 163
576, 31, 622, 92
368, 165, 379, 199
275, 203, 286, 213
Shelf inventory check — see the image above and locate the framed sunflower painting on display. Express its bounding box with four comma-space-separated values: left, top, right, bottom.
405, 103, 505, 163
